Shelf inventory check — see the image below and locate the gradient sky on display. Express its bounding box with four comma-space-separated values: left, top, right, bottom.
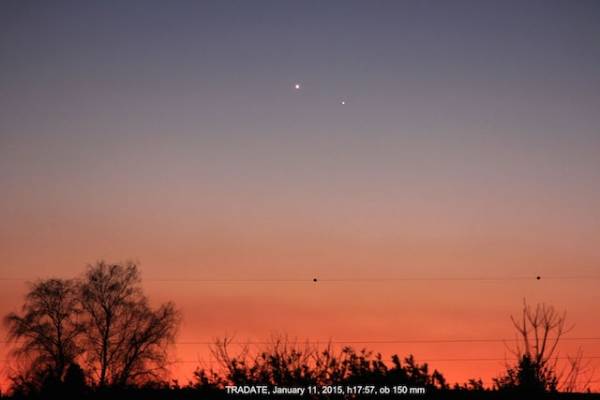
1, 0, 600, 389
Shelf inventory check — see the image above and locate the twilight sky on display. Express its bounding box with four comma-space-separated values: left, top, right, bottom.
1, 0, 600, 387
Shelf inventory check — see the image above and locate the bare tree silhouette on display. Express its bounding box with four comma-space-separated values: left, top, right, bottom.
495, 300, 593, 393
79, 261, 180, 387
3, 278, 83, 390
511, 300, 570, 367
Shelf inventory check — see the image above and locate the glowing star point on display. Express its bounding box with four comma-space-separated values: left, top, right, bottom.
294, 83, 301, 90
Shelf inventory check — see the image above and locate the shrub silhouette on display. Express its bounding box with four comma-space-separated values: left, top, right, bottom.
62, 363, 87, 397
193, 335, 448, 391
494, 354, 557, 394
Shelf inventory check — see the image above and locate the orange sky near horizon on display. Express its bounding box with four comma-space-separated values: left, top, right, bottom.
1, 251, 599, 390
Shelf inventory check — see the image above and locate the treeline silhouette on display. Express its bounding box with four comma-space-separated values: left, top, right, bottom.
1, 262, 597, 399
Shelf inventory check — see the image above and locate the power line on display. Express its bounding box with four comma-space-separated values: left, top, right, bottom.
0, 275, 600, 283
2, 356, 600, 364
2, 337, 600, 345
2, 336, 600, 345
92, 356, 600, 364
145, 276, 596, 282
170, 337, 600, 345
150, 355, 600, 364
